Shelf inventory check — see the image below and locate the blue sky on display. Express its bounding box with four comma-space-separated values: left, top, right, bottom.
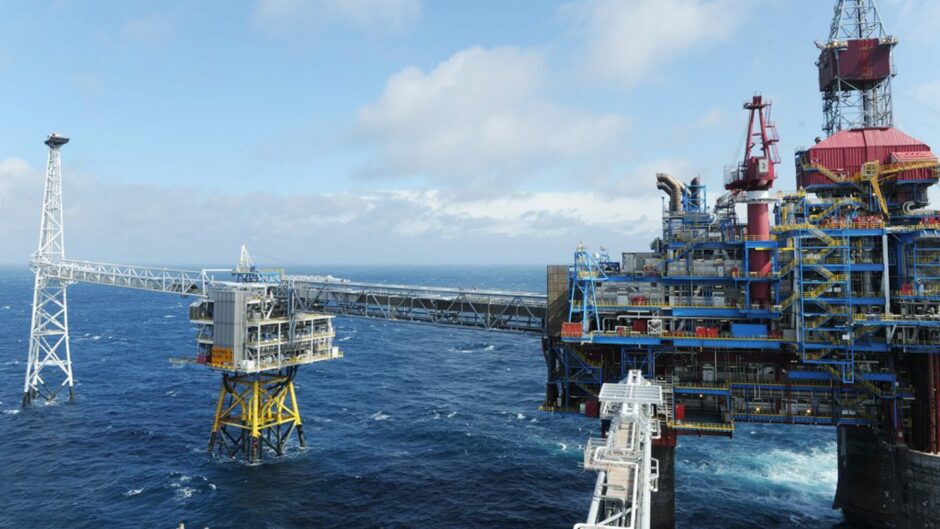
2, 0, 940, 266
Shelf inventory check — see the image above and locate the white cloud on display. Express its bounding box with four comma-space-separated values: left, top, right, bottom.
0, 157, 665, 266
389, 189, 662, 239
355, 46, 628, 192
883, 0, 940, 44
255, 0, 421, 35
564, 0, 746, 87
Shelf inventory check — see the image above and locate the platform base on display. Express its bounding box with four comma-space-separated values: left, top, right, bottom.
208, 367, 305, 463
835, 426, 940, 528
652, 443, 676, 529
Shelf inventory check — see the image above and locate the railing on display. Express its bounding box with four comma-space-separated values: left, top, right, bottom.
667, 420, 734, 433
284, 277, 547, 334
572, 300, 740, 310
576, 371, 661, 529
579, 330, 792, 342
35, 258, 215, 296
804, 275, 846, 298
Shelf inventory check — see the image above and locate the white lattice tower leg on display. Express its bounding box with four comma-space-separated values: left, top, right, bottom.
23, 134, 74, 406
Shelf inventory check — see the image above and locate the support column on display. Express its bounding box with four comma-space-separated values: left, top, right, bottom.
651, 428, 676, 529
208, 367, 305, 463
747, 202, 771, 306
834, 425, 897, 527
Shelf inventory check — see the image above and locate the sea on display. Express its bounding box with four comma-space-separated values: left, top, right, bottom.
0, 265, 848, 528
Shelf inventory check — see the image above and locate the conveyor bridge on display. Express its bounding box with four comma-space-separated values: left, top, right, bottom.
37, 260, 547, 334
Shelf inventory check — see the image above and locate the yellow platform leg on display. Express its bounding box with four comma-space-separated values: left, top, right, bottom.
208, 366, 305, 462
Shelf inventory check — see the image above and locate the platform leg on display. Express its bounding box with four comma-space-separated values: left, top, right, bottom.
208, 368, 305, 462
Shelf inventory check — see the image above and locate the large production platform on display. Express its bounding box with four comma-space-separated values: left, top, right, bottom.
14, 1, 940, 528
553, 1, 940, 528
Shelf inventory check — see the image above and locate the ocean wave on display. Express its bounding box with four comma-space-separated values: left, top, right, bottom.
175, 487, 195, 501
370, 411, 390, 421
123, 488, 143, 497
449, 343, 495, 353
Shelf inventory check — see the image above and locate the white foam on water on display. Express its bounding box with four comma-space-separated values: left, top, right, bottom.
759, 444, 838, 492
92, 335, 101, 341
370, 411, 389, 421
123, 488, 143, 497
163, 315, 175, 319
447, 411, 457, 418
175, 487, 195, 501
558, 443, 567, 451
516, 413, 525, 420
3, 409, 20, 415
1, 305, 9, 310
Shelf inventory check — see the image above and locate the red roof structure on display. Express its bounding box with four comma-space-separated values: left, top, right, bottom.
797, 127, 937, 187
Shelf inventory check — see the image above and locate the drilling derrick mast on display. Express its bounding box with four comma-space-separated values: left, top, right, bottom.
818, 0, 896, 135
725, 96, 780, 308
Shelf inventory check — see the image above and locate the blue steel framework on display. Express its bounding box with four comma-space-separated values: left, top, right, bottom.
547, 162, 939, 439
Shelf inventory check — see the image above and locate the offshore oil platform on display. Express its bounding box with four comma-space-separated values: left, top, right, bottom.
21, 133, 543, 462
14, 0, 940, 528
554, 1, 940, 527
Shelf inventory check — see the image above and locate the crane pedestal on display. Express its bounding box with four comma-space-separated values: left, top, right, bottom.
208, 367, 306, 463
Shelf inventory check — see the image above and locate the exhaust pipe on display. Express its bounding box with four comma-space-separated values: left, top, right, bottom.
690, 176, 702, 210
656, 173, 686, 213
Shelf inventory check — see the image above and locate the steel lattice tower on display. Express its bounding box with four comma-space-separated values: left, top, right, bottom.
23, 133, 74, 406
819, 0, 896, 136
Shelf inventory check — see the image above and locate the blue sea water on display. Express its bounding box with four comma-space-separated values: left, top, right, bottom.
0, 265, 847, 528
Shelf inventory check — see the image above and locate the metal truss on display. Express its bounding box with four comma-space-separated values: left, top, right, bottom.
576, 370, 663, 529
39, 259, 216, 296
569, 243, 607, 334
284, 277, 546, 333
822, 0, 895, 135
24, 135, 74, 405
828, 0, 887, 41
209, 367, 305, 462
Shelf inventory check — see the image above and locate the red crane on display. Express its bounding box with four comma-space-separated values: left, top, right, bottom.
726, 95, 780, 307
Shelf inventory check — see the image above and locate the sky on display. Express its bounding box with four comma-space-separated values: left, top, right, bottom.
2, 0, 940, 267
